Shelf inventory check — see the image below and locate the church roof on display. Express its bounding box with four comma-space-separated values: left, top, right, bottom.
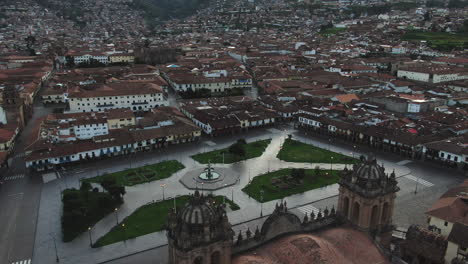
232, 227, 389, 264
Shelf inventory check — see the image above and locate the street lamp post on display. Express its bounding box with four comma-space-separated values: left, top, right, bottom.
129, 149, 132, 169
160, 183, 166, 200
201, 182, 204, 195
223, 184, 227, 204
260, 189, 264, 217
122, 224, 126, 243
51, 233, 59, 262
88, 227, 93, 247
173, 196, 177, 214
330, 156, 334, 172
414, 177, 419, 194
114, 208, 119, 225
231, 187, 234, 203
222, 152, 225, 164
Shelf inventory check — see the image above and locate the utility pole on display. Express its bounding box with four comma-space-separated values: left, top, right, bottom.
88, 227, 93, 247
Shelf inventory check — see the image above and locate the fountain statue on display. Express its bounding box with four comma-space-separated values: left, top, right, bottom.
198, 161, 220, 181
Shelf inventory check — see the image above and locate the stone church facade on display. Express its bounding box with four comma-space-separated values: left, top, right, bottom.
167, 157, 400, 264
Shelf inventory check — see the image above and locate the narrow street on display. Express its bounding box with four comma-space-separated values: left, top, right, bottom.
0, 100, 53, 264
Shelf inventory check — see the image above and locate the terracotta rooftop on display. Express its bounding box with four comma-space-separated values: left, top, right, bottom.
334, 94, 360, 103
426, 180, 468, 225
233, 227, 389, 264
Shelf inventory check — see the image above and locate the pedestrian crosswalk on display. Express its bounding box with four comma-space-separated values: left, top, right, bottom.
297, 204, 320, 216
396, 160, 412, 166
404, 175, 434, 187
4, 174, 25, 181
267, 128, 281, 134
205, 141, 217, 146
11, 259, 31, 264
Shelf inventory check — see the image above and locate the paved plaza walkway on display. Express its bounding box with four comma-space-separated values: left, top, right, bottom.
33, 126, 426, 264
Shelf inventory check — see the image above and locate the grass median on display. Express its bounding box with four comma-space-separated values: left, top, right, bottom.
86, 160, 185, 187
242, 168, 341, 202
94, 195, 239, 247
277, 139, 358, 164
191, 139, 271, 164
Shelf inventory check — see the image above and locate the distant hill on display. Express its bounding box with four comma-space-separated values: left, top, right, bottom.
31, 0, 211, 30
129, 0, 211, 22
128, 0, 212, 31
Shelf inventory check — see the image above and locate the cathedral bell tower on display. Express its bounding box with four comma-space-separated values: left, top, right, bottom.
337, 157, 399, 245
0, 84, 26, 127
167, 191, 233, 264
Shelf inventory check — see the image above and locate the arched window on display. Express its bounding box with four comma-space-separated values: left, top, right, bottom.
194, 256, 203, 264
211, 251, 221, 264
343, 197, 350, 218
352, 202, 360, 224
370, 205, 379, 227
381, 202, 389, 224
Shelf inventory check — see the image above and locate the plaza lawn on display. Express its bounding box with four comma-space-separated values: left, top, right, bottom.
62, 188, 121, 242
94, 195, 239, 247
320, 27, 346, 35
402, 31, 468, 51
242, 168, 340, 202
277, 139, 358, 164
86, 160, 185, 187
191, 139, 271, 164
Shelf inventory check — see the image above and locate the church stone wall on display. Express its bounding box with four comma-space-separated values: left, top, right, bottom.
232, 203, 340, 255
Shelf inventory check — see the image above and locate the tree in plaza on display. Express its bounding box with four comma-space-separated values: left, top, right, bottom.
237, 138, 247, 145
100, 176, 126, 203
314, 166, 322, 178
62, 189, 83, 212
97, 195, 114, 208
61, 189, 87, 241
229, 142, 246, 156
80, 181, 92, 201
108, 185, 126, 203
291, 168, 306, 182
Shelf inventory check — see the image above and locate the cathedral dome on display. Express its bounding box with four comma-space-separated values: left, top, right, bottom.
339, 156, 399, 198
180, 192, 218, 226
354, 158, 385, 181
167, 191, 233, 251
